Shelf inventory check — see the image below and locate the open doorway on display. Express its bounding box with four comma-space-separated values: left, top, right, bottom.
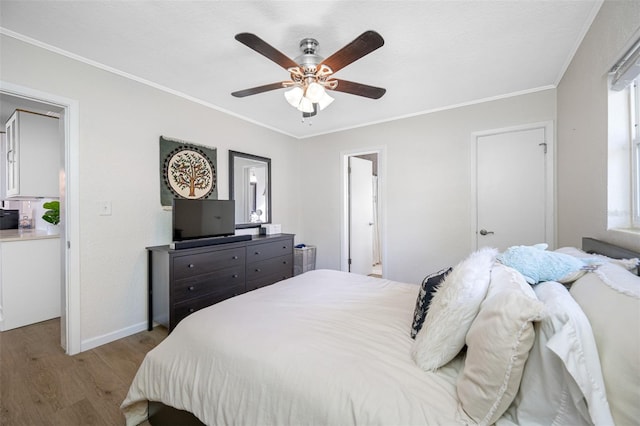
342, 149, 384, 278
0, 82, 80, 354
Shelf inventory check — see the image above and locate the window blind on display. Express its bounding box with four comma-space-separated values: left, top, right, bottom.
611, 38, 640, 91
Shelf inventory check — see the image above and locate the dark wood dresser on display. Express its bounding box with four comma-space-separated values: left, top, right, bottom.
147, 233, 294, 331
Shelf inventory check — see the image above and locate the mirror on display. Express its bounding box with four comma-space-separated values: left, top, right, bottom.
229, 151, 271, 228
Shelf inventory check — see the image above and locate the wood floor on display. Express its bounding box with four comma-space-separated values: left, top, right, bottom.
0, 318, 167, 425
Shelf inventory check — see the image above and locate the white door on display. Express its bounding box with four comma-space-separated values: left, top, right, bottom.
475, 123, 553, 251
349, 156, 374, 275
5, 111, 18, 196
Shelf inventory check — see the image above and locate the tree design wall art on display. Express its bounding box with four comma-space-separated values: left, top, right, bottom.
168, 149, 212, 197
160, 136, 217, 206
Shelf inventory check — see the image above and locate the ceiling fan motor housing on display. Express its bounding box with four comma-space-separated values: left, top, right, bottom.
295, 38, 326, 74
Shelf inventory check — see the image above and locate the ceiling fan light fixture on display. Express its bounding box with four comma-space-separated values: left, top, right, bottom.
284, 86, 304, 107
317, 92, 334, 110
298, 96, 315, 113
305, 82, 325, 103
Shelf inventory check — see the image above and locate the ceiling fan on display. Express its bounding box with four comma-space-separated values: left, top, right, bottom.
231, 31, 386, 118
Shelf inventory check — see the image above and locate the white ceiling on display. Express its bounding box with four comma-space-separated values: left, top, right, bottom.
0, 1, 601, 139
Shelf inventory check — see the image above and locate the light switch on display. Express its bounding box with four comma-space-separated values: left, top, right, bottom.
99, 201, 112, 216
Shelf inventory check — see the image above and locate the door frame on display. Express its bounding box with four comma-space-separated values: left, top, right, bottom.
470, 121, 555, 250
340, 147, 386, 276
1, 81, 81, 355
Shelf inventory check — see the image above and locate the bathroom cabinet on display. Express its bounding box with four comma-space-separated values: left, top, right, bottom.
5, 109, 60, 198
0, 236, 61, 331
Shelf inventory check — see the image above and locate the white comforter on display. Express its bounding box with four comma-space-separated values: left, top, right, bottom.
121, 269, 466, 425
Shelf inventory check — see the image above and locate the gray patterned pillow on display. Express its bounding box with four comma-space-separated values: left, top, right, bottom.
410, 267, 452, 338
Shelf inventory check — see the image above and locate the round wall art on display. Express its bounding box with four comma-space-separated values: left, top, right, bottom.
160, 136, 218, 205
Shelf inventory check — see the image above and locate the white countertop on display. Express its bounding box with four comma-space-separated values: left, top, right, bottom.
0, 229, 60, 242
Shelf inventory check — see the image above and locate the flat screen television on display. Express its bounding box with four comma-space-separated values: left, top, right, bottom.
172, 199, 235, 241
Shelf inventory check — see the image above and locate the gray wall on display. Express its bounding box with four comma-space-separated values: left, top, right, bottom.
0, 35, 303, 348
299, 90, 556, 284
557, 0, 640, 251
3, 0, 637, 350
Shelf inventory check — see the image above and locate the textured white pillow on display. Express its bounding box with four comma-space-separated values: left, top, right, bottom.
555, 246, 639, 272
457, 264, 544, 426
503, 281, 613, 426
570, 264, 640, 426
412, 247, 497, 371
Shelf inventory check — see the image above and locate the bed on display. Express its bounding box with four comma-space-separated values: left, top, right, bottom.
121, 238, 640, 425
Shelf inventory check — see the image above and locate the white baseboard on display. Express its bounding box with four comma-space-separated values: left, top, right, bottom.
80, 321, 148, 352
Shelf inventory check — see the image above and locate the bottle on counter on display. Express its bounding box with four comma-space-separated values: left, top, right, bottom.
19, 215, 32, 230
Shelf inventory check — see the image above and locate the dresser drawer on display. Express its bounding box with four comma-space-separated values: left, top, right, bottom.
148, 235, 296, 332
173, 266, 245, 303
172, 290, 239, 328
246, 239, 293, 263
173, 247, 245, 280
246, 254, 293, 291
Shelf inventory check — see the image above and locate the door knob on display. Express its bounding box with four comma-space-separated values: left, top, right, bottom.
479, 229, 495, 236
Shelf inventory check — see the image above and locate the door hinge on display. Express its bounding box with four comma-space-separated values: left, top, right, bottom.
348, 258, 352, 265
538, 142, 548, 154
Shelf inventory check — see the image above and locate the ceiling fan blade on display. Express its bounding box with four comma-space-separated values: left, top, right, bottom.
320, 31, 384, 74
231, 82, 289, 98
329, 79, 386, 99
235, 33, 299, 71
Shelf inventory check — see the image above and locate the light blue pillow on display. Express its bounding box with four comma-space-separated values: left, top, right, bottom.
497, 244, 598, 284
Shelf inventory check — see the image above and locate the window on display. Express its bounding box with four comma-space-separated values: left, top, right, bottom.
632, 80, 640, 227
609, 39, 640, 231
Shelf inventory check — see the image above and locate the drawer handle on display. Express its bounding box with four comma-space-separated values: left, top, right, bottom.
283, 260, 288, 264
188, 286, 195, 291
283, 246, 287, 249
188, 264, 195, 268
189, 308, 195, 313
232, 274, 238, 278
255, 268, 261, 272
232, 255, 238, 260
254, 251, 260, 255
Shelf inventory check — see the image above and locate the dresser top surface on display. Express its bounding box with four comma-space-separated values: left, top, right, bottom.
147, 233, 294, 253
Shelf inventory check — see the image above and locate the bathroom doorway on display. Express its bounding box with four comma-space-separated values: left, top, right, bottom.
342, 149, 384, 278
0, 83, 80, 354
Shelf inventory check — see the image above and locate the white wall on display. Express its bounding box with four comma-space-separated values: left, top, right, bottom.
299, 90, 556, 284
0, 35, 302, 347
557, 0, 640, 252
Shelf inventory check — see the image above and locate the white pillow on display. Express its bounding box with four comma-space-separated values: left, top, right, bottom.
555, 246, 639, 272
456, 264, 544, 426
412, 247, 497, 371
570, 263, 640, 426
503, 281, 614, 426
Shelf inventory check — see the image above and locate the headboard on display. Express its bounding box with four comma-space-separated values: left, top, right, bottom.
582, 237, 640, 275
582, 237, 640, 259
